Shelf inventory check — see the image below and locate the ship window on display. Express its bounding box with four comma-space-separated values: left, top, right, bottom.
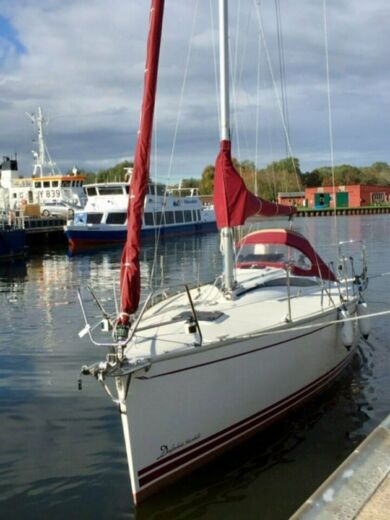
175, 210, 184, 223
106, 212, 127, 224
148, 185, 155, 195
165, 211, 174, 224
43, 181, 50, 188
155, 212, 165, 225
197, 210, 201, 221
184, 210, 192, 222
52, 181, 59, 187
86, 187, 97, 196
34, 182, 42, 188
97, 186, 123, 195
62, 180, 71, 187
144, 212, 154, 226
125, 186, 129, 194
156, 184, 165, 196
86, 213, 103, 224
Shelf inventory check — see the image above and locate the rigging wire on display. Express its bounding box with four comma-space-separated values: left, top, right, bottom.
233, 0, 242, 101
323, 0, 339, 241
166, 0, 199, 181
209, 0, 221, 132
234, 8, 254, 165
148, 0, 199, 290
254, 31, 261, 196
253, 0, 302, 192
274, 0, 290, 156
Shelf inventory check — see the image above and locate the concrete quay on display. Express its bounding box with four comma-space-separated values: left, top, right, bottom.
290, 415, 390, 519
296, 206, 390, 217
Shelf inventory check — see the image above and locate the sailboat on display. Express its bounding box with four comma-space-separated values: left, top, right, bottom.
78, 0, 369, 505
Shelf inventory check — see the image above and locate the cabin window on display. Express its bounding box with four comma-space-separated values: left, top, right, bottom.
34, 182, 42, 188
86, 187, 97, 196
197, 210, 201, 221
43, 181, 50, 188
148, 185, 155, 195
62, 180, 71, 187
106, 212, 127, 224
144, 213, 154, 226
184, 210, 192, 222
97, 186, 123, 195
165, 211, 174, 224
86, 213, 103, 224
175, 211, 184, 223
52, 181, 59, 187
125, 186, 129, 194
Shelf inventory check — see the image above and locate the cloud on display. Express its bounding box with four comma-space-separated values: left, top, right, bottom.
0, 0, 389, 182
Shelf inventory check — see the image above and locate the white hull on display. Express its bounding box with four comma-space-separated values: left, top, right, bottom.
117, 304, 358, 503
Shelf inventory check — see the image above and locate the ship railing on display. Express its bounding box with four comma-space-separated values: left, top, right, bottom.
337, 240, 368, 297
0, 211, 25, 230
78, 281, 206, 350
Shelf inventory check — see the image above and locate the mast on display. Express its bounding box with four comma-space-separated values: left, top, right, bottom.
118, 0, 165, 325
26, 107, 56, 177
219, 0, 235, 292
36, 107, 46, 171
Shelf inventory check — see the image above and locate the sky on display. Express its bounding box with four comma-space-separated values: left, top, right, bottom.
0, 0, 389, 184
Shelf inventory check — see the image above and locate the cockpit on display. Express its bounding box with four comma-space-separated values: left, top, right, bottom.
235, 229, 337, 281
236, 243, 312, 270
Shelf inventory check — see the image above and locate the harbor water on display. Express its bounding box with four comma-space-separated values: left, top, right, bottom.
0, 215, 389, 519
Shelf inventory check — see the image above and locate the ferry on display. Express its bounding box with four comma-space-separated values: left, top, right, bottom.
64, 180, 217, 252
0, 108, 86, 212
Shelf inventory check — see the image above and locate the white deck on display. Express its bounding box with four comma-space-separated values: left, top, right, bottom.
125, 267, 341, 360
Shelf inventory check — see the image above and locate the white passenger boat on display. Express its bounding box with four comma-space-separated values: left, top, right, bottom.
64, 180, 216, 252
0, 107, 86, 212
77, 0, 370, 505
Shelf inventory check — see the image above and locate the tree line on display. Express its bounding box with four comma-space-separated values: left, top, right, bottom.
70, 158, 390, 200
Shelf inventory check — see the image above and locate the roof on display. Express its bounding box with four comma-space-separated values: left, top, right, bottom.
278, 192, 305, 197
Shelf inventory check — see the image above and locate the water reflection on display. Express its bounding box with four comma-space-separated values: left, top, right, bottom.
0, 216, 389, 519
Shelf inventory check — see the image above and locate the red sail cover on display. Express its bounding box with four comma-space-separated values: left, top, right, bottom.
213, 140, 296, 228
119, 0, 165, 321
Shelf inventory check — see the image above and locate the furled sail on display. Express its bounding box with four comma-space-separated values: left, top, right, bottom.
119, 0, 165, 322
214, 140, 296, 229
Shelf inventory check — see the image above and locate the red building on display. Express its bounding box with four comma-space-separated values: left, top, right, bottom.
305, 185, 390, 209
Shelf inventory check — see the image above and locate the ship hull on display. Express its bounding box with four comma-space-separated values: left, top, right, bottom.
0, 229, 27, 260
65, 220, 218, 252
118, 308, 359, 504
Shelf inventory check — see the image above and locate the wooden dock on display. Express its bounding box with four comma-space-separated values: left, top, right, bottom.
290, 415, 390, 519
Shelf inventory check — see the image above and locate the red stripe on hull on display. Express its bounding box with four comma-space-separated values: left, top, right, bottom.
132, 351, 353, 503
